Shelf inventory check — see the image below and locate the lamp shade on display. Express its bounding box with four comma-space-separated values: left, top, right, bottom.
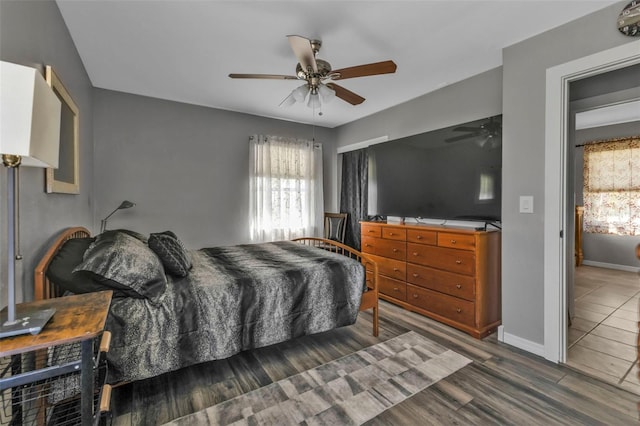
0, 61, 61, 168
318, 84, 335, 103
307, 92, 321, 109
292, 84, 309, 103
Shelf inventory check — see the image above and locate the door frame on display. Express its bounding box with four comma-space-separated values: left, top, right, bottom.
543, 40, 640, 363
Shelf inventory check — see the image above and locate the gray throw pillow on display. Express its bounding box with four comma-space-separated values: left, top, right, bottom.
148, 231, 192, 277
73, 231, 167, 304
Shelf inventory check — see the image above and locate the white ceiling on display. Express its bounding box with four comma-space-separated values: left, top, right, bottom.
56, 0, 619, 128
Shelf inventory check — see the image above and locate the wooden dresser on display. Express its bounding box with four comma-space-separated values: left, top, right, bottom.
361, 221, 501, 338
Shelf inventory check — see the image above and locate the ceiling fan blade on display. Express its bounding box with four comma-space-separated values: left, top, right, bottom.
229, 73, 298, 80
445, 133, 481, 143
452, 126, 481, 132
287, 35, 317, 73
326, 83, 365, 105
332, 60, 397, 80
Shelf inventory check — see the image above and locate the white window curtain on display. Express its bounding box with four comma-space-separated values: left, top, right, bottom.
249, 135, 324, 242
583, 136, 640, 236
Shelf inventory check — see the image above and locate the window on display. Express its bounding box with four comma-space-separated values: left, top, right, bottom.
477, 172, 495, 202
249, 135, 323, 242
583, 137, 640, 236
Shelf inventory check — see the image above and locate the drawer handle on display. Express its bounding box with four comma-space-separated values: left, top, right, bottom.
455, 260, 462, 264
365, 244, 370, 247
456, 284, 462, 289
412, 273, 419, 278
416, 235, 422, 239
393, 287, 399, 292
389, 232, 394, 236
451, 239, 456, 244
456, 308, 462, 313
393, 267, 399, 271
392, 248, 398, 252
413, 294, 419, 299
413, 252, 419, 256
368, 229, 376, 233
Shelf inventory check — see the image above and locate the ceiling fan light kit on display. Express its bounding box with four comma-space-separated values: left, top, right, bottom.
307, 90, 321, 109
292, 84, 308, 102
229, 35, 397, 112
318, 84, 335, 103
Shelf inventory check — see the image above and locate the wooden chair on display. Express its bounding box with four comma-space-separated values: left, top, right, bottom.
324, 212, 348, 244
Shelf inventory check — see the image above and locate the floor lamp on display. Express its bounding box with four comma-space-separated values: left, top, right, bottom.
0, 61, 61, 338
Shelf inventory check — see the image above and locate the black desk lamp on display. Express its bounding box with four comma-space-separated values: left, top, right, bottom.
100, 200, 135, 233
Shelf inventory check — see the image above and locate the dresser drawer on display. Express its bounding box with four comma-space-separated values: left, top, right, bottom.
362, 236, 405, 260
406, 263, 475, 301
407, 284, 475, 327
437, 232, 475, 251
368, 254, 406, 281
407, 243, 475, 275
407, 229, 437, 245
379, 276, 406, 301
361, 236, 377, 255
361, 224, 382, 238
382, 227, 406, 241
378, 239, 406, 260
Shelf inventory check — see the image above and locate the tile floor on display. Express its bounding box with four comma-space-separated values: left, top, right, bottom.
567, 265, 640, 395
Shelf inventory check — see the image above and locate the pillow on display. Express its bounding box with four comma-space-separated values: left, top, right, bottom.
148, 231, 192, 277
73, 231, 167, 304
46, 237, 108, 295
99, 228, 148, 244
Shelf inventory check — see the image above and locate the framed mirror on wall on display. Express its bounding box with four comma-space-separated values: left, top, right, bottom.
45, 65, 79, 194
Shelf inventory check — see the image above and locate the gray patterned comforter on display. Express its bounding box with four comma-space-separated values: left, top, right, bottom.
105, 241, 365, 383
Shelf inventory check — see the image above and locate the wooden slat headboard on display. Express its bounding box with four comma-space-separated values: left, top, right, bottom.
34, 227, 91, 301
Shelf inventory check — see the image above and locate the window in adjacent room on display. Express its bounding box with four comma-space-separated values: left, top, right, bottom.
583, 136, 640, 236
249, 135, 323, 242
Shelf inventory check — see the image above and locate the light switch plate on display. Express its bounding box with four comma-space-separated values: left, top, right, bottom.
520, 195, 534, 213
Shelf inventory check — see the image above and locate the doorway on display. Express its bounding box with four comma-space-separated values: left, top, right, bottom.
566, 77, 640, 391
543, 40, 640, 365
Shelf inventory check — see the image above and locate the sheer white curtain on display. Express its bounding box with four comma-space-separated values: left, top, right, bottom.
249, 135, 324, 242
583, 137, 640, 236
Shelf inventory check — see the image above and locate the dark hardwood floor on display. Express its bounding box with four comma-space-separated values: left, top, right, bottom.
111, 301, 640, 425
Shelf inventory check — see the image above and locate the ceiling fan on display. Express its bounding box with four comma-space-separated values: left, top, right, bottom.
445, 116, 502, 148
229, 35, 397, 107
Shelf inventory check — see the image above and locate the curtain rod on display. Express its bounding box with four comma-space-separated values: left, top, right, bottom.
575, 135, 640, 148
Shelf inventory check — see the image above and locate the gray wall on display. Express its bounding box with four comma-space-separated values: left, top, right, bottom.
335, 67, 503, 147
0, 0, 94, 302
501, 1, 636, 345
574, 121, 640, 269
2, 0, 634, 351
93, 89, 338, 249
335, 2, 635, 348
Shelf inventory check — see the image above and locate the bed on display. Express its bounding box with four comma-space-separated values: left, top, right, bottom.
34, 227, 379, 384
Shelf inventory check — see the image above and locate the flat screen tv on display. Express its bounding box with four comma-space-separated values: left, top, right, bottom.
368, 115, 502, 223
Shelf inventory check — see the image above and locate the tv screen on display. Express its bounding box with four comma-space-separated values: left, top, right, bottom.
368, 115, 502, 222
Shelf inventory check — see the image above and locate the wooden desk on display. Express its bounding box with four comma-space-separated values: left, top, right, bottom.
0, 291, 112, 426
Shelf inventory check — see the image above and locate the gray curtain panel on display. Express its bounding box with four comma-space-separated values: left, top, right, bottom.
340, 149, 368, 250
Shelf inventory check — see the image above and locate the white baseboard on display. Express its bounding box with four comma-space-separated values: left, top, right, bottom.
581, 260, 639, 273
498, 327, 545, 358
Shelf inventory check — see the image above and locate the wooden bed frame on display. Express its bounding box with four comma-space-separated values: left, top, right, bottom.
34, 228, 379, 337
292, 237, 379, 337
